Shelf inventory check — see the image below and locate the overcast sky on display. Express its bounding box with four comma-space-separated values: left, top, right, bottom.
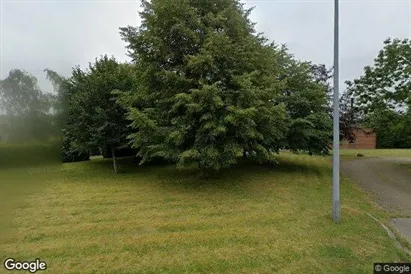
0, 0, 410, 93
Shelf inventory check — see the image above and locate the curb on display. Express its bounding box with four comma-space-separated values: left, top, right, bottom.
367, 213, 411, 257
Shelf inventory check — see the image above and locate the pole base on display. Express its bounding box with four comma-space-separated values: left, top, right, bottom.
333, 200, 340, 223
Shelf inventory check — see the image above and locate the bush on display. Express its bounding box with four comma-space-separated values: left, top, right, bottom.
365, 110, 411, 149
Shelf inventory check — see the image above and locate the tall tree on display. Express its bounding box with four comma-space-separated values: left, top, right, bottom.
346, 38, 411, 114
307, 64, 360, 145
296, 63, 361, 146
346, 38, 411, 148
69, 56, 136, 173
43, 69, 90, 163
119, 0, 289, 175
0, 69, 53, 142
277, 56, 332, 155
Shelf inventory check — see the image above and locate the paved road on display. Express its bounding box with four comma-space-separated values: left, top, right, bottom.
341, 157, 411, 244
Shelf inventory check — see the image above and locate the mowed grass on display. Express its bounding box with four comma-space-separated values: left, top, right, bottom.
340, 149, 411, 158
1, 154, 410, 274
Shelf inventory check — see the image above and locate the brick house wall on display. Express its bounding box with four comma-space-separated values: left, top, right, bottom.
340, 128, 376, 149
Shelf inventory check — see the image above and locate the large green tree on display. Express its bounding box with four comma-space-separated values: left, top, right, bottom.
277, 55, 332, 154
69, 56, 136, 173
346, 38, 411, 113
119, 0, 290, 175
346, 38, 411, 148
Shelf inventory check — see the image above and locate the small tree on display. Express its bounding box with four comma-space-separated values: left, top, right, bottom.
69, 56, 136, 173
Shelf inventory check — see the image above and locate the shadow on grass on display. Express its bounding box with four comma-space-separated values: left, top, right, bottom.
93, 154, 324, 173
68, 154, 328, 193
151, 157, 327, 191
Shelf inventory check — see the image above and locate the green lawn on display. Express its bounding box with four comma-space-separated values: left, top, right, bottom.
340, 149, 411, 158
1, 154, 410, 273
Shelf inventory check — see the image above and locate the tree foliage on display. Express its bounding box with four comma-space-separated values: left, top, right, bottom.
346, 38, 411, 114
338, 92, 361, 143
117, 0, 334, 175
363, 109, 411, 148
119, 0, 294, 174
0, 69, 55, 142
43, 69, 90, 163
278, 57, 332, 154
346, 38, 411, 148
68, 56, 136, 172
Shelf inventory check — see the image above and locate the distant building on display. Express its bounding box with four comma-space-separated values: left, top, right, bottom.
340, 128, 376, 149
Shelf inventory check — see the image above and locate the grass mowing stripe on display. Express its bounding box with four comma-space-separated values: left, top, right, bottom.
1, 154, 410, 273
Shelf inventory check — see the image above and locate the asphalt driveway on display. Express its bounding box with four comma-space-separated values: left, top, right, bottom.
341, 157, 411, 244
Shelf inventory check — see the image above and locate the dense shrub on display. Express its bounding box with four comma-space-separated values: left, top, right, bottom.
364, 110, 411, 148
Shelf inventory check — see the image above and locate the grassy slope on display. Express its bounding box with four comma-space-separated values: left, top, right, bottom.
340, 149, 411, 158
1, 154, 410, 274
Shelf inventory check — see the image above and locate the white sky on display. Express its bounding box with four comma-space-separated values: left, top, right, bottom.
0, 0, 410, 92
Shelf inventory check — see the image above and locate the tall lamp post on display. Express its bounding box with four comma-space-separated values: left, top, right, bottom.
333, 0, 340, 223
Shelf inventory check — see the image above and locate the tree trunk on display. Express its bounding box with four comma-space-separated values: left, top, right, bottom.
111, 146, 118, 174
243, 149, 247, 158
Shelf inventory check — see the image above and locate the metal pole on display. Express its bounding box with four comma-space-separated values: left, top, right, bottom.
333, 0, 340, 223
